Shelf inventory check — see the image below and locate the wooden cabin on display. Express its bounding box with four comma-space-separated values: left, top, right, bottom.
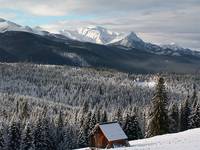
89, 122, 130, 149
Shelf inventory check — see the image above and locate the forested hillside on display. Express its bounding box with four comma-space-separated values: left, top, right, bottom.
0, 31, 200, 74
0, 63, 199, 149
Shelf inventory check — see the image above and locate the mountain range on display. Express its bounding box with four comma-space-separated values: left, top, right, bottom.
60, 26, 200, 57
0, 18, 200, 73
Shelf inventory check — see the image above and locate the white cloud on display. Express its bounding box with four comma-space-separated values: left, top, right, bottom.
0, 12, 16, 20
0, 0, 74, 16
1, 0, 199, 16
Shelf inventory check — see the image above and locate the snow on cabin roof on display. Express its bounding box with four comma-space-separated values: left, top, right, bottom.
99, 122, 128, 141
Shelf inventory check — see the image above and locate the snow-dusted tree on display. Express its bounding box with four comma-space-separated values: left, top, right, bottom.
56, 111, 64, 128
180, 97, 191, 131
78, 111, 91, 148
191, 84, 198, 108
79, 101, 89, 126
21, 123, 33, 150
146, 77, 169, 137
19, 99, 29, 120
55, 110, 65, 149
42, 117, 55, 150
189, 104, 200, 129
89, 112, 97, 133
77, 127, 88, 148
0, 128, 5, 149
168, 103, 179, 133
115, 108, 123, 125
96, 108, 101, 123
123, 114, 143, 140
33, 119, 45, 150
82, 101, 89, 114
7, 121, 21, 150
64, 127, 77, 150
101, 111, 108, 123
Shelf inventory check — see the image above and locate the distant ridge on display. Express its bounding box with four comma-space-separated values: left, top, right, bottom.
0, 18, 200, 73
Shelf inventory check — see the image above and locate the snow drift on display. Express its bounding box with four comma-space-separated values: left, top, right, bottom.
79, 128, 200, 150
118, 128, 200, 150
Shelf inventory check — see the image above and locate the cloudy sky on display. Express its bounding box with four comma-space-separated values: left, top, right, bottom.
0, 0, 200, 49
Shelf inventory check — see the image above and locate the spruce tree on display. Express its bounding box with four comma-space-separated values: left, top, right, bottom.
7, 121, 21, 150
42, 117, 55, 150
78, 127, 88, 148
55, 111, 65, 149
78, 111, 91, 148
80, 101, 89, 126
101, 111, 108, 123
180, 97, 191, 131
21, 123, 33, 150
64, 127, 77, 150
123, 114, 143, 140
89, 112, 97, 134
33, 119, 45, 150
146, 77, 169, 137
115, 108, 123, 125
0, 128, 5, 149
19, 99, 29, 120
168, 103, 179, 133
191, 84, 198, 108
96, 108, 101, 123
56, 111, 64, 128
189, 104, 200, 129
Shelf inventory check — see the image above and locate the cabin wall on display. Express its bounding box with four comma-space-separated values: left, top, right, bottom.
90, 127, 109, 149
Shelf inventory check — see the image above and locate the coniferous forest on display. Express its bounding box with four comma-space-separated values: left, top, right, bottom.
0, 63, 199, 149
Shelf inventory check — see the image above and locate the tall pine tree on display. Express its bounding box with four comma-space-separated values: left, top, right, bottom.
78, 111, 91, 148
7, 121, 21, 150
146, 76, 169, 137
168, 103, 179, 133
189, 104, 200, 129
180, 97, 191, 131
21, 123, 33, 150
123, 114, 143, 140
0, 127, 5, 149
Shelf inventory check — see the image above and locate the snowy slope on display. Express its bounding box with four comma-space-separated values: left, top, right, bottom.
161, 43, 199, 56
118, 128, 200, 150
162, 43, 185, 51
78, 128, 200, 150
0, 18, 46, 35
59, 26, 127, 44
112, 32, 146, 48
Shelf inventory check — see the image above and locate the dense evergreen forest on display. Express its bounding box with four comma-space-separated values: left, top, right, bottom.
0, 63, 199, 149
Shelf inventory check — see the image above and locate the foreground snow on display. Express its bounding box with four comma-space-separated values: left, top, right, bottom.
119, 128, 200, 150
79, 128, 200, 150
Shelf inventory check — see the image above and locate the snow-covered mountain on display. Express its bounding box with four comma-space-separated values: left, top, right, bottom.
59, 26, 200, 57
0, 18, 47, 35
79, 128, 200, 150
0, 18, 199, 58
162, 43, 185, 51
59, 26, 148, 47
60, 26, 126, 44
161, 43, 195, 54
161, 43, 200, 56
112, 31, 146, 49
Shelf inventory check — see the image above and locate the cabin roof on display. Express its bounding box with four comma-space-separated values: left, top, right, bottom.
98, 122, 128, 141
